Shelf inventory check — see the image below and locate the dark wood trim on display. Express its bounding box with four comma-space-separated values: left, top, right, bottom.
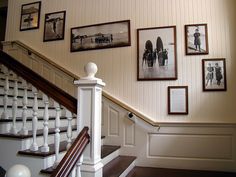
51, 127, 90, 177
0, 50, 77, 113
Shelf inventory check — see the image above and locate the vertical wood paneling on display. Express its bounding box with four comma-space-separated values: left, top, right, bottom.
5, 0, 236, 123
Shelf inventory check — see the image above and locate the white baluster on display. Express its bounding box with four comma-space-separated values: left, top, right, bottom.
53, 102, 61, 169
41, 94, 49, 152
66, 110, 73, 150
10, 73, 18, 134
30, 86, 38, 151
20, 80, 28, 135
1, 66, 9, 120
76, 157, 83, 177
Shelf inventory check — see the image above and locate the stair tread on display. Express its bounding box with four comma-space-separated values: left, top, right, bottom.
0, 116, 76, 123
103, 155, 136, 177
126, 167, 236, 177
0, 125, 76, 139
101, 145, 120, 159
40, 145, 121, 174
18, 139, 73, 157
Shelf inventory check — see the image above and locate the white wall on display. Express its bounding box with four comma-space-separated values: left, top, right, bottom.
5, 0, 236, 123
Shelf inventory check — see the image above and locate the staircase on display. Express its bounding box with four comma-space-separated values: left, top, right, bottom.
0, 50, 136, 177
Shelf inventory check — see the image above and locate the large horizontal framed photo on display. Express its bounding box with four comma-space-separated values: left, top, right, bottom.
202, 58, 227, 91
20, 1, 41, 31
43, 11, 66, 42
185, 23, 209, 55
71, 20, 131, 52
168, 86, 188, 115
137, 26, 177, 81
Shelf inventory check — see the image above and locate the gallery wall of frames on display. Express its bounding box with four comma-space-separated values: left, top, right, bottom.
5, 0, 235, 122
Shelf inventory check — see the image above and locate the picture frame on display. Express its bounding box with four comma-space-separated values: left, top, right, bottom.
202, 58, 227, 91
20, 1, 41, 31
185, 23, 209, 55
137, 26, 177, 81
70, 20, 131, 52
168, 86, 188, 115
43, 11, 66, 42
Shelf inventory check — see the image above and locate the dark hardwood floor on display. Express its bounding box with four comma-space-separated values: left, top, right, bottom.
126, 167, 236, 177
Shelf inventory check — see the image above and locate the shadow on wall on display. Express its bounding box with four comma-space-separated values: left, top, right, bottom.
0, 166, 6, 177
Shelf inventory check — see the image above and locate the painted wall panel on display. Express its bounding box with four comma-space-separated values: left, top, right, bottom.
4, 0, 236, 123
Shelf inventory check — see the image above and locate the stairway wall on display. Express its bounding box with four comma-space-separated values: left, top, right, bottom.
4, 0, 236, 123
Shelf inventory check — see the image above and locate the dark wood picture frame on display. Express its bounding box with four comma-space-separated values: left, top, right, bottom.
20, 1, 41, 31
185, 23, 209, 55
202, 58, 227, 91
70, 20, 131, 52
168, 86, 188, 115
137, 26, 177, 81
43, 11, 66, 42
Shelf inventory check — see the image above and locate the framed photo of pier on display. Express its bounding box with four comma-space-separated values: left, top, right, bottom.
185, 24, 209, 55
202, 58, 227, 91
137, 26, 177, 81
168, 86, 188, 115
43, 11, 66, 42
20, 1, 41, 31
70, 20, 131, 52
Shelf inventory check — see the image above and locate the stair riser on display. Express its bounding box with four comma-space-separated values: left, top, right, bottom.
0, 118, 76, 134
0, 108, 57, 117
0, 97, 46, 107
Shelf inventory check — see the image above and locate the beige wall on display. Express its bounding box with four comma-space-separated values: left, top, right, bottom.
5, 0, 236, 123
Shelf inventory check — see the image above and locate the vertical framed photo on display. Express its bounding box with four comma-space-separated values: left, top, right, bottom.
137, 26, 177, 81
185, 24, 209, 55
71, 20, 131, 52
20, 1, 41, 31
168, 86, 188, 115
202, 58, 227, 91
43, 11, 66, 42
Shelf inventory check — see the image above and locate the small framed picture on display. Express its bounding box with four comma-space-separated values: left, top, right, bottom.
185, 24, 209, 55
43, 11, 66, 42
168, 86, 188, 115
20, 1, 41, 31
137, 26, 177, 80
202, 58, 227, 91
71, 20, 131, 52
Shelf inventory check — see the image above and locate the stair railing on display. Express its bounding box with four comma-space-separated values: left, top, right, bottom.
0, 50, 105, 177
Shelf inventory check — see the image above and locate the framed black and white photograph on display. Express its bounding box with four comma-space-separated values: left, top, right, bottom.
71, 20, 131, 52
168, 86, 188, 115
202, 58, 227, 91
43, 11, 66, 42
185, 24, 209, 55
137, 26, 177, 81
20, 1, 41, 31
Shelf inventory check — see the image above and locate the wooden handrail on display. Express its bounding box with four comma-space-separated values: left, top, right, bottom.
0, 50, 77, 113
51, 127, 90, 177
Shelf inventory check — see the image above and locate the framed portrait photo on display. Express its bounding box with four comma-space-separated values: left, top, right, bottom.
137, 26, 177, 81
202, 58, 227, 91
20, 1, 41, 31
185, 24, 209, 55
43, 11, 66, 42
71, 20, 131, 52
168, 86, 188, 115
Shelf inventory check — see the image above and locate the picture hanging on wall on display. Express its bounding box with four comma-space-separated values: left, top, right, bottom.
168, 86, 188, 115
137, 26, 177, 81
43, 11, 66, 42
20, 1, 41, 31
185, 24, 209, 55
202, 58, 227, 91
70, 20, 131, 52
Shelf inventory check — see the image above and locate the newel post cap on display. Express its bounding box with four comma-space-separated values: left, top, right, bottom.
6, 164, 31, 177
84, 62, 98, 79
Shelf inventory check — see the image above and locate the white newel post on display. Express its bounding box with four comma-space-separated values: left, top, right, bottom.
74, 62, 105, 177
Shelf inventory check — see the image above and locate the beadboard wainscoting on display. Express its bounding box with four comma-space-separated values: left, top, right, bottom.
5, 0, 236, 123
